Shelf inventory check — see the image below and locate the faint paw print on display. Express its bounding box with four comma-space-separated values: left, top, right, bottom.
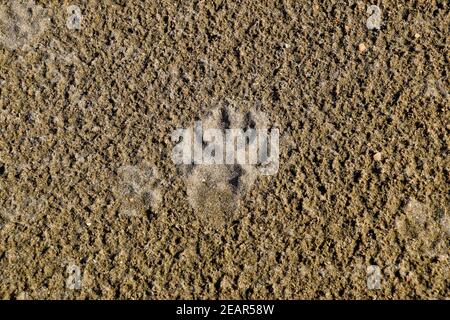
395, 198, 449, 259
0, 0, 49, 50
115, 163, 162, 218
42, 39, 80, 85
0, 195, 47, 228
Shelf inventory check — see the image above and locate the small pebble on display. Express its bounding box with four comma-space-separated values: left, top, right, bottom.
373, 152, 382, 162
358, 43, 367, 53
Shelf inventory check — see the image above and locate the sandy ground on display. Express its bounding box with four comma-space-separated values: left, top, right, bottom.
0, 0, 448, 299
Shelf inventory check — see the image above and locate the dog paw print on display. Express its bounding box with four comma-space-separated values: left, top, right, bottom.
395, 198, 449, 259
0, 0, 49, 50
177, 100, 279, 228
115, 163, 162, 218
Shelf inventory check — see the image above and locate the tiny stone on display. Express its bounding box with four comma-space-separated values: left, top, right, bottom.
373, 152, 382, 162
414, 33, 420, 38
358, 43, 367, 53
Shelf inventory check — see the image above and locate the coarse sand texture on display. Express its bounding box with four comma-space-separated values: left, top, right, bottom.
0, 0, 449, 299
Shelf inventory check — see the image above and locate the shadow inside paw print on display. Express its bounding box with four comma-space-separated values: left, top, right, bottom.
395, 198, 449, 259
0, 195, 47, 229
